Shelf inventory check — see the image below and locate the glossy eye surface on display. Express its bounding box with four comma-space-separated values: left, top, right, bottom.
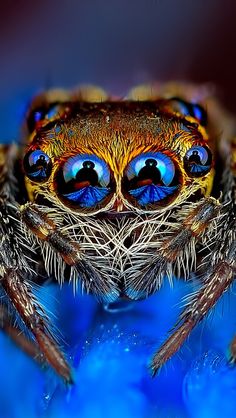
168, 98, 192, 118
27, 102, 61, 132
23, 149, 52, 182
56, 154, 113, 209
191, 103, 207, 126
27, 107, 45, 132
122, 152, 180, 207
168, 98, 207, 126
184, 145, 212, 177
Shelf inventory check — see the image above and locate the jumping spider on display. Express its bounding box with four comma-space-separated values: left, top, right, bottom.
0, 83, 235, 383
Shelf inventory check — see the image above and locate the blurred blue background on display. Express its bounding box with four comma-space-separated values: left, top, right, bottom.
0, 281, 236, 418
0, 1, 236, 417
1, 0, 236, 140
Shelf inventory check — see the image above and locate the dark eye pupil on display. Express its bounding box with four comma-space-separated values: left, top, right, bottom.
122, 152, 180, 208
34, 155, 46, 167
138, 159, 161, 185
75, 160, 98, 186
56, 155, 113, 210
184, 146, 212, 177
83, 161, 94, 169
188, 151, 201, 164
23, 150, 52, 182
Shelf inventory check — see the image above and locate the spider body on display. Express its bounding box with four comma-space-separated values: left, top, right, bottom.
0, 84, 235, 382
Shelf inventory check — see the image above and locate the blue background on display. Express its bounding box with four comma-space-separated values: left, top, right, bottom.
0, 1, 236, 417
0, 281, 236, 418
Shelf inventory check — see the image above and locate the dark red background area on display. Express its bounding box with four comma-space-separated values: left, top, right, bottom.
0, 0, 236, 139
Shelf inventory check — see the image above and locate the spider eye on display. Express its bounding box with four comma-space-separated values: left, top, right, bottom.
190, 103, 207, 126
27, 107, 44, 132
184, 145, 212, 177
56, 154, 113, 209
122, 152, 180, 207
168, 98, 192, 118
27, 102, 61, 132
169, 98, 207, 126
23, 149, 52, 182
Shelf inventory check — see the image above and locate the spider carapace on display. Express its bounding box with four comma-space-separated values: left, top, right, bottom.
0, 84, 235, 382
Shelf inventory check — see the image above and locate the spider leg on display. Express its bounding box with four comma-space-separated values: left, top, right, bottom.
230, 335, 236, 363
0, 146, 72, 382
0, 303, 42, 361
151, 139, 236, 375
151, 254, 235, 374
20, 202, 119, 302
1, 270, 72, 382
127, 196, 221, 297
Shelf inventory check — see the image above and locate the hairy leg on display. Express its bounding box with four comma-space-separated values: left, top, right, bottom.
0, 145, 116, 381
0, 304, 42, 361
151, 255, 235, 374
0, 146, 72, 382
230, 335, 236, 363
1, 270, 72, 382
151, 143, 236, 375
20, 203, 119, 301
126, 196, 221, 298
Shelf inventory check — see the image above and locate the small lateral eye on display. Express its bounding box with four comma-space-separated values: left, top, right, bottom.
168, 98, 207, 126
27, 106, 48, 132
168, 98, 192, 118
27, 102, 61, 132
23, 149, 52, 182
184, 145, 212, 177
122, 152, 180, 208
56, 154, 113, 209
190, 103, 207, 126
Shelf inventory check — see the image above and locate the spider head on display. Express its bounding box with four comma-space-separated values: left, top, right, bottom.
22, 98, 214, 216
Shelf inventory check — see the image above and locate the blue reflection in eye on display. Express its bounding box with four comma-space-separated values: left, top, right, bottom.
46, 104, 61, 119
184, 145, 212, 176
27, 149, 49, 166
186, 146, 208, 164
23, 149, 52, 182
129, 184, 178, 206
125, 152, 178, 206
63, 186, 110, 208
191, 104, 207, 126
61, 154, 111, 208
126, 152, 175, 186
33, 110, 43, 123
28, 103, 63, 133
63, 154, 110, 186
169, 98, 207, 126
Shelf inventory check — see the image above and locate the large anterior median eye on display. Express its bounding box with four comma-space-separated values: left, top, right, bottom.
56, 154, 113, 209
122, 152, 180, 207
184, 145, 212, 177
23, 149, 52, 182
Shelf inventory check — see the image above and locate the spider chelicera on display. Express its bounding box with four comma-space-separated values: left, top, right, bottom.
0, 83, 235, 382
